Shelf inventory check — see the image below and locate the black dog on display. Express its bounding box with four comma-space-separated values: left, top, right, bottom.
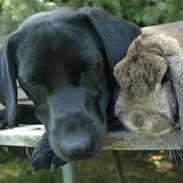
0, 7, 141, 169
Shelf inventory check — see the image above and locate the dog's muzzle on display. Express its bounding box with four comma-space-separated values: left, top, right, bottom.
47, 112, 105, 161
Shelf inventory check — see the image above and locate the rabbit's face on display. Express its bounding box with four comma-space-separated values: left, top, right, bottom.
113, 35, 179, 136
114, 80, 177, 136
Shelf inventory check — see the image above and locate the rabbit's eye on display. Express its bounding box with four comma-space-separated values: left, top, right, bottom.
145, 47, 164, 57
154, 50, 164, 57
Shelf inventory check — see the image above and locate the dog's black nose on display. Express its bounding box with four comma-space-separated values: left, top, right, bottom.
60, 134, 96, 160
49, 112, 103, 161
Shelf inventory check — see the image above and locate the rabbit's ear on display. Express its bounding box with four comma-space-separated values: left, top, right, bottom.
167, 57, 183, 131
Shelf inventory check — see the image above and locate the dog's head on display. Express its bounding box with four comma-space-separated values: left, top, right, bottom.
114, 34, 179, 136
0, 7, 140, 161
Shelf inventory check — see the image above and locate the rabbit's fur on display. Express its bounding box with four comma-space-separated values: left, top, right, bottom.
114, 33, 183, 136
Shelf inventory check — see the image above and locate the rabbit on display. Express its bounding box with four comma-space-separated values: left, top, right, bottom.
113, 33, 183, 136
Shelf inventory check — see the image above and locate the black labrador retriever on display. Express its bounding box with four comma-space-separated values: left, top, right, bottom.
0, 7, 141, 169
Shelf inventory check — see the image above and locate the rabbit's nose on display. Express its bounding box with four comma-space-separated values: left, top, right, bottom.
133, 116, 144, 127
130, 112, 145, 127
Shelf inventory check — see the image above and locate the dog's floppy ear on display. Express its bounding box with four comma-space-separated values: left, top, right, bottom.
80, 7, 141, 69
0, 35, 17, 128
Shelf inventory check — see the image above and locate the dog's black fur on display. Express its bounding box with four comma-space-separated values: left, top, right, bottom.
0, 7, 141, 169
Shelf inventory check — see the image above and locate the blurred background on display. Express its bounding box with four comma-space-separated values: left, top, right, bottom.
0, 0, 183, 41
0, 0, 183, 182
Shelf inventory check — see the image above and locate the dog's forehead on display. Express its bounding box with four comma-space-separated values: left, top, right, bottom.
16, 18, 102, 82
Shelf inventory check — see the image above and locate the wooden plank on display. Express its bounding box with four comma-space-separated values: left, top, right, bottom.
104, 131, 183, 150
0, 125, 44, 147
142, 20, 183, 33
0, 125, 183, 150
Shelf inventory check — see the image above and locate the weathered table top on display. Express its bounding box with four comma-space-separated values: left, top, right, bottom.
0, 125, 183, 150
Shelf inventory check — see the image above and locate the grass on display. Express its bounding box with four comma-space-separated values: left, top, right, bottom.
0, 148, 183, 183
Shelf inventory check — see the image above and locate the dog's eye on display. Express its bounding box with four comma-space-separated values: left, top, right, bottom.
81, 63, 95, 73
29, 82, 40, 87
22, 81, 40, 88
18, 77, 39, 88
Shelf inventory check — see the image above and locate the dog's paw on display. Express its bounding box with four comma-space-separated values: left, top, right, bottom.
0, 120, 8, 129
32, 133, 66, 170
0, 109, 17, 129
0, 109, 8, 129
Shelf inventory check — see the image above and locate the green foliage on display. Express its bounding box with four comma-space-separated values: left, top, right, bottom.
0, 150, 183, 183
0, 0, 182, 42
0, 0, 57, 39
119, 0, 183, 26
59, 0, 183, 25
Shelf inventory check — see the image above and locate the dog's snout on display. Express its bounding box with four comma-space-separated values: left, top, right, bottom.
49, 112, 103, 161
60, 134, 96, 160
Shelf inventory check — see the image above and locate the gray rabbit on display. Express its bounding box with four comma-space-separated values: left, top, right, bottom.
114, 33, 183, 136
